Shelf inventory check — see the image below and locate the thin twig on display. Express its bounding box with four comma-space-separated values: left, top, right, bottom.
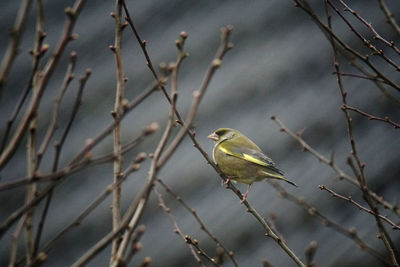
305, 241, 317, 267
332, 71, 387, 84
9, 217, 25, 266
293, 0, 400, 92
124, 225, 146, 266
0, 0, 87, 170
184, 125, 305, 266
36, 51, 77, 169
378, 0, 400, 36
271, 116, 400, 217
325, 2, 400, 264
110, 0, 126, 262
23, 3, 47, 257
185, 235, 221, 267
269, 181, 390, 265
73, 26, 231, 267
319, 185, 400, 230
337, 0, 400, 56
32, 69, 91, 259
111, 34, 185, 266
0, 0, 33, 92
0, 121, 158, 239
157, 178, 239, 267
154, 188, 206, 266
30, 159, 144, 265
157, 26, 233, 167
343, 104, 400, 129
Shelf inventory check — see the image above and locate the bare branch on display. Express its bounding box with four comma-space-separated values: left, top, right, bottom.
0, 0, 33, 92
110, 0, 126, 262
269, 181, 389, 265
0, 0, 87, 170
319, 185, 400, 230
157, 178, 239, 267
271, 116, 400, 218
378, 0, 400, 36
343, 104, 400, 129
155, 188, 206, 266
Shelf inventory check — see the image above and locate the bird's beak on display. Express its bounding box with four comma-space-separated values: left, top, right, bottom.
207, 132, 219, 141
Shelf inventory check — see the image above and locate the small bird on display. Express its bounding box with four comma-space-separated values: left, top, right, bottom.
208, 128, 297, 202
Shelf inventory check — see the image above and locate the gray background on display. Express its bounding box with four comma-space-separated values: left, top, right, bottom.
0, 0, 399, 266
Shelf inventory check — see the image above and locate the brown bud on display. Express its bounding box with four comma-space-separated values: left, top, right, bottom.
143, 122, 159, 135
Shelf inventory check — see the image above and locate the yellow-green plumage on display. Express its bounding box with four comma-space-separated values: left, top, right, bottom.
208, 128, 297, 187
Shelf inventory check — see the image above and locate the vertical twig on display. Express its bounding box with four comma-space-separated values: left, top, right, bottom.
157, 179, 239, 267
9, 217, 25, 266
31, 69, 91, 259
378, 0, 400, 36
36, 51, 77, 169
0, 0, 33, 92
23, 0, 46, 260
110, 0, 126, 263
73, 26, 230, 266
154, 188, 206, 266
0, 0, 87, 170
0, 81, 161, 240
324, 1, 400, 265
24, 92, 37, 265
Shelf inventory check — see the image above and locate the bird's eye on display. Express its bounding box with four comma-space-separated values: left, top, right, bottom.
215, 129, 227, 136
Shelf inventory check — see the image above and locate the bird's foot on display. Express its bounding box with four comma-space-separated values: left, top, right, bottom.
240, 192, 249, 204
240, 184, 252, 204
224, 176, 232, 184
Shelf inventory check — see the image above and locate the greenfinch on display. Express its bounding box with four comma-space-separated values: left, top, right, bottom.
208, 128, 297, 202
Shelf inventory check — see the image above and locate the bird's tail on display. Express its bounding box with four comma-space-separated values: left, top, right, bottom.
261, 170, 298, 187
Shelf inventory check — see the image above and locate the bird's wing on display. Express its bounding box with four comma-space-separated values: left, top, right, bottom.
218, 141, 284, 175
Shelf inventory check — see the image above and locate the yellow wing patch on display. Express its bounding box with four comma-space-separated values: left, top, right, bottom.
219, 145, 268, 167
242, 153, 268, 167
218, 145, 231, 155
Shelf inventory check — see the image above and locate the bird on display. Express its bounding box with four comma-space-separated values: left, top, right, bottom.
208, 128, 297, 202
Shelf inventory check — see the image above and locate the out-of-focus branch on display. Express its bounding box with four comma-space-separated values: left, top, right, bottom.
157, 179, 239, 267
124, 225, 146, 266
185, 235, 221, 267
378, 0, 400, 36
29, 157, 145, 266
23, 3, 47, 258
32, 68, 91, 260
36, 51, 77, 169
0, 0, 46, 167
73, 26, 232, 267
110, 0, 126, 262
111, 31, 189, 267
154, 189, 206, 266
271, 116, 400, 218
157, 26, 233, 167
69, 79, 163, 167
0, 0, 87, 170
319, 185, 400, 230
305, 241, 317, 267
332, 71, 388, 84
0, 121, 159, 239
9, 217, 25, 266
293, 0, 400, 92
269, 181, 391, 265
0, 0, 33, 93
325, 2, 400, 264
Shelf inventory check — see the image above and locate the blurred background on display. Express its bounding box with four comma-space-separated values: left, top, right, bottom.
0, 0, 399, 266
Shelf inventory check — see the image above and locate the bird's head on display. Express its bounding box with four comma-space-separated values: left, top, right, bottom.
207, 128, 238, 143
